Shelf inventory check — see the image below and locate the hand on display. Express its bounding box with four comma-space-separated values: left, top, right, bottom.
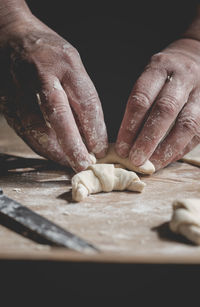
0, 12, 108, 172
116, 38, 200, 170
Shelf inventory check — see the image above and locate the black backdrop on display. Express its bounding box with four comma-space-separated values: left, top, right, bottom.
26, 0, 198, 140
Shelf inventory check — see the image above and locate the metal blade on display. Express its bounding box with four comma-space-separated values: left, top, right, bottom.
0, 189, 98, 253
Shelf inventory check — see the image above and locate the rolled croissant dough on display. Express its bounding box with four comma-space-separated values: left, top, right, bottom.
172, 147, 200, 244
71, 143, 153, 201
72, 164, 145, 201
170, 199, 200, 245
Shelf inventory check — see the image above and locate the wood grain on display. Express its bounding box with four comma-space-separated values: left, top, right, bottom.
1, 116, 200, 263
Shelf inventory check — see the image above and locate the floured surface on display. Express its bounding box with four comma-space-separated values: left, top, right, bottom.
1, 116, 200, 263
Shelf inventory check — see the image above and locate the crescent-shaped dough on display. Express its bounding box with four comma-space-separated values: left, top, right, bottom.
97, 143, 155, 175
169, 199, 200, 245
72, 164, 145, 201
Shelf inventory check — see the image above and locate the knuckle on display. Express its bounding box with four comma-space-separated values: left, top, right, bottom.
128, 91, 151, 111
156, 95, 178, 116
76, 90, 100, 110
82, 94, 99, 106
43, 103, 67, 117
150, 52, 169, 65
178, 115, 200, 135
143, 64, 166, 76
183, 59, 199, 75
64, 46, 81, 61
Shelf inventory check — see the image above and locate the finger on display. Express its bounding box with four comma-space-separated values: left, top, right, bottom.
172, 135, 200, 163
150, 89, 200, 170
62, 65, 108, 158
12, 92, 71, 165
7, 114, 70, 166
129, 74, 192, 166
39, 76, 93, 172
8, 57, 65, 162
115, 67, 167, 157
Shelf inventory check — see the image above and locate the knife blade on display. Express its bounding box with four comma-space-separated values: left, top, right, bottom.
0, 189, 98, 253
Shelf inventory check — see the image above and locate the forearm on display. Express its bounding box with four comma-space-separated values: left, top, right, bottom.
183, 5, 200, 41
0, 0, 32, 29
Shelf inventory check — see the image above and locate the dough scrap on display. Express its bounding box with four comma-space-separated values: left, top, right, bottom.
97, 143, 155, 175
72, 164, 146, 202
169, 199, 200, 245
181, 144, 200, 167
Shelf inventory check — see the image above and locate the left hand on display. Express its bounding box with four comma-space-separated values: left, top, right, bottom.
0, 14, 108, 172
116, 38, 200, 170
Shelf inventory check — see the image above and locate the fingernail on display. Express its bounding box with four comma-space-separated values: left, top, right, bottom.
150, 158, 162, 171
130, 148, 145, 166
74, 158, 91, 172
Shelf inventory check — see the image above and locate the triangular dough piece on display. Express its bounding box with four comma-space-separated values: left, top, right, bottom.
181, 145, 200, 167
97, 143, 155, 174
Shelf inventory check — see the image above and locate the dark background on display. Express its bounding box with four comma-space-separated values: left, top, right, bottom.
26, 0, 198, 140
1, 260, 200, 306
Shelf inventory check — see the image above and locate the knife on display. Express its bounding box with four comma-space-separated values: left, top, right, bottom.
0, 189, 98, 253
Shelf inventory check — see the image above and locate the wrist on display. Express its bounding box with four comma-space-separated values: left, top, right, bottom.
182, 5, 200, 42
183, 31, 200, 43
0, 0, 32, 31
166, 38, 200, 54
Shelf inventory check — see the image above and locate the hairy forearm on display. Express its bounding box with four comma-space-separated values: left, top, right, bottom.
183, 5, 200, 41
0, 0, 31, 29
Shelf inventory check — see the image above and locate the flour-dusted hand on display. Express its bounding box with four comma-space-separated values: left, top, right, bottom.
0, 0, 108, 172
116, 5, 200, 170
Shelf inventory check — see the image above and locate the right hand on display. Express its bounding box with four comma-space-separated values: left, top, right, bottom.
0, 11, 108, 172
116, 38, 200, 170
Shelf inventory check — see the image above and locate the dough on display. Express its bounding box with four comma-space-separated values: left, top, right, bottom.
169, 199, 200, 245
71, 143, 153, 201
72, 164, 145, 201
97, 143, 155, 175
181, 144, 200, 167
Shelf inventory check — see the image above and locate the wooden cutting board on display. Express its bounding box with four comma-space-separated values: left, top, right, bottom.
1, 116, 200, 263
